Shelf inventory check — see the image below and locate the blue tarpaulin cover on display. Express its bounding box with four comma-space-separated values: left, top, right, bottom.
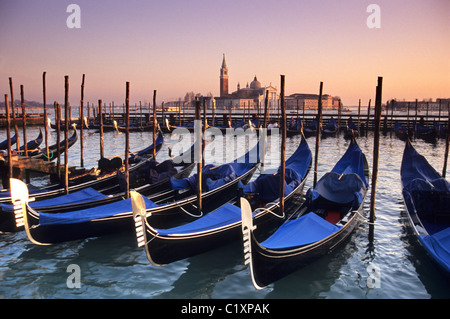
243, 138, 312, 201
170, 141, 261, 192
324, 118, 337, 132
419, 228, 450, 273
39, 195, 158, 226
305, 140, 367, 207
401, 142, 444, 189
401, 141, 450, 273
1, 187, 108, 212
260, 212, 342, 249
170, 162, 252, 192
156, 203, 242, 236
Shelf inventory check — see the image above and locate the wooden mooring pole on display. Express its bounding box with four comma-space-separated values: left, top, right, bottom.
313, 82, 323, 188
152, 90, 157, 160
64, 76, 69, 194
80, 74, 85, 167
280, 75, 286, 214
366, 99, 371, 137
195, 98, 202, 214
20, 85, 28, 157
9, 78, 20, 152
42, 72, 49, 160
125, 82, 130, 199
55, 102, 61, 181
99, 99, 104, 159
370, 76, 383, 224
4, 94, 13, 187
443, 111, 450, 178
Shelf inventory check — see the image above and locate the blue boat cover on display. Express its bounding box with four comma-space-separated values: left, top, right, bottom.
243, 138, 312, 201
347, 119, 358, 131
260, 212, 342, 249
170, 141, 261, 192
304, 140, 367, 206
329, 141, 368, 187
117, 159, 178, 191
311, 172, 365, 206
401, 142, 445, 190
401, 143, 450, 219
0, 185, 53, 199
170, 162, 253, 192
38, 195, 158, 226
419, 227, 450, 273
1, 187, 108, 212
156, 203, 242, 236
324, 118, 337, 132
394, 122, 408, 132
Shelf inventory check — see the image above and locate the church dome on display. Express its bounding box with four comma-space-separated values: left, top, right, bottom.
250, 76, 261, 89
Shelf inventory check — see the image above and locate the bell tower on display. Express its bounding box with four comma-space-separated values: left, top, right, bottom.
220, 54, 229, 97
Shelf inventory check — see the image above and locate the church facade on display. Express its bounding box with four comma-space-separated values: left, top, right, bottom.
215, 54, 278, 110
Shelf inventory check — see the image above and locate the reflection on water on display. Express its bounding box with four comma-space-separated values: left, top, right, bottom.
0, 127, 449, 299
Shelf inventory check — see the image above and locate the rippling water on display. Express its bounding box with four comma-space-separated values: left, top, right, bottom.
1, 126, 449, 299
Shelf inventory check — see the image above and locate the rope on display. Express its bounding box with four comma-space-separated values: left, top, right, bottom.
354, 210, 376, 225
254, 201, 285, 219
175, 201, 203, 218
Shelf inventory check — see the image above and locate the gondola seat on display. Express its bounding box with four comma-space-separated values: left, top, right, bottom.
259, 212, 342, 250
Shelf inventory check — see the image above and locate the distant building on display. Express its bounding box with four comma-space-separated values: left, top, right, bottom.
215, 54, 278, 110
286, 93, 341, 110
390, 98, 450, 111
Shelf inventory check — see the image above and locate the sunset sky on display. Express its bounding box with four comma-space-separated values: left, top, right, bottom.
0, 0, 449, 107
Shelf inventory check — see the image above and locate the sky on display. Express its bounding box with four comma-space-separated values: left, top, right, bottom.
0, 0, 449, 107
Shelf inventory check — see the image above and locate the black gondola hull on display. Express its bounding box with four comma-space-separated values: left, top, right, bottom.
143, 176, 307, 265
248, 211, 361, 288
22, 165, 257, 243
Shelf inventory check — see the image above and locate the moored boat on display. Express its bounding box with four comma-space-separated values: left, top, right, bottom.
240, 137, 369, 289
12, 141, 260, 244
132, 134, 312, 266
401, 139, 450, 275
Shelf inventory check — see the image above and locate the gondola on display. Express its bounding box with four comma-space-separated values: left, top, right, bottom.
0, 136, 193, 233
0, 133, 17, 150
68, 131, 164, 184
0, 132, 164, 206
302, 119, 318, 137
433, 122, 447, 139
414, 122, 436, 143
344, 119, 359, 140
322, 118, 338, 138
18, 129, 43, 154
286, 120, 303, 137
400, 139, 450, 274
2, 157, 195, 232
394, 122, 411, 141
132, 135, 312, 266
13, 142, 260, 244
29, 127, 78, 160
240, 136, 369, 289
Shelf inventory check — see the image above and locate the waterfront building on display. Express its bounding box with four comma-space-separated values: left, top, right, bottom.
215, 54, 277, 110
